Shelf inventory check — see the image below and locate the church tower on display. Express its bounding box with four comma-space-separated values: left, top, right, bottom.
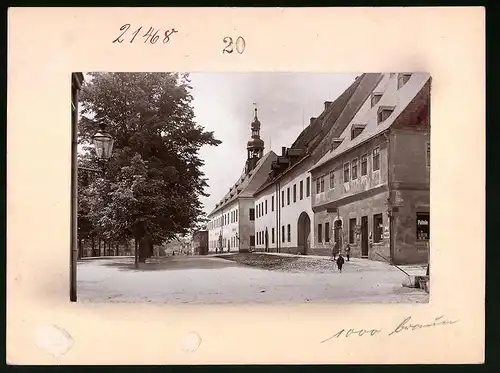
246, 104, 265, 174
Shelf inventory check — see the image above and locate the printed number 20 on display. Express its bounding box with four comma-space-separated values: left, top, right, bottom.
223, 37, 246, 54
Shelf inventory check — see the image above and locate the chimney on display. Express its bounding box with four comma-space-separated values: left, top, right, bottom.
324, 101, 333, 110
281, 147, 286, 156
310, 117, 316, 125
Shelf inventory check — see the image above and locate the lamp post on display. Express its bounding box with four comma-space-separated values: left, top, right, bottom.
70, 117, 114, 302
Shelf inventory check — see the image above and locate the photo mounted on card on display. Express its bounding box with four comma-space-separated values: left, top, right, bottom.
7, 7, 485, 365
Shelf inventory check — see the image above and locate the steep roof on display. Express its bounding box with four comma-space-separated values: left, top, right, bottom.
310, 73, 431, 172
208, 151, 277, 217
253, 73, 384, 197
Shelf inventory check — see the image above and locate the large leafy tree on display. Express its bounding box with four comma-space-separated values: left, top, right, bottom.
78, 72, 221, 262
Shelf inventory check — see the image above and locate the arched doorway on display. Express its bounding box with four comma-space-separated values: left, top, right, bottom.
297, 212, 311, 255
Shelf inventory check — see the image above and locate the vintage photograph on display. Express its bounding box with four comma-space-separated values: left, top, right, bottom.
72, 72, 431, 304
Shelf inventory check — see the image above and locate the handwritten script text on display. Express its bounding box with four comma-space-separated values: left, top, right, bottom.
320, 315, 459, 344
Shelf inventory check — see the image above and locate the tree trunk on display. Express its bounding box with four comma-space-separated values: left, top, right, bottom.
104, 241, 107, 256
134, 238, 139, 268
78, 238, 83, 259
98, 238, 102, 256
139, 235, 153, 263
91, 237, 96, 257
116, 243, 119, 256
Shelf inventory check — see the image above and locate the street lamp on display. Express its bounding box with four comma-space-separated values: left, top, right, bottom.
92, 123, 114, 161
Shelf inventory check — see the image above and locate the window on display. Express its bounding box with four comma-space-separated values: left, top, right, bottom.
306, 177, 310, 197
361, 154, 368, 176
250, 235, 255, 247
265, 200, 268, 214
249, 208, 255, 221
318, 224, 323, 243
377, 106, 394, 123
293, 184, 297, 203
236, 209, 238, 222
426, 142, 430, 168
416, 212, 430, 241
371, 93, 382, 107
373, 147, 380, 171
271, 196, 275, 211
325, 222, 330, 243
373, 214, 383, 243
282, 191, 285, 207
287, 224, 291, 242
349, 218, 356, 243
343, 162, 350, 183
329, 170, 335, 189
256, 205, 259, 218
316, 178, 321, 194
287, 188, 290, 205
300, 180, 304, 200
320, 176, 325, 193
397, 73, 411, 89
282, 226, 285, 243
272, 228, 275, 244
351, 158, 358, 180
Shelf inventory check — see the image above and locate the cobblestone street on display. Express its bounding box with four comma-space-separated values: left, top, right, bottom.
77, 253, 428, 304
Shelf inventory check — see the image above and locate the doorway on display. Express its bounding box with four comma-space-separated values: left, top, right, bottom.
334, 219, 342, 249
361, 216, 369, 257
297, 212, 311, 254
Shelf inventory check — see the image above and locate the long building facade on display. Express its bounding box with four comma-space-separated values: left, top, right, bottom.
309, 73, 430, 264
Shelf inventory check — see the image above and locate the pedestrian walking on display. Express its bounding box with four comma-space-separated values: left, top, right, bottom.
336, 254, 345, 273
345, 243, 351, 262
331, 241, 339, 261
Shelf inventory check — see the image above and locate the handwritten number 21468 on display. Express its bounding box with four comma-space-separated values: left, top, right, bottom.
112, 24, 178, 44
223, 37, 246, 54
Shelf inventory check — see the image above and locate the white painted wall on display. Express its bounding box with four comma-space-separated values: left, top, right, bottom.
207, 199, 240, 253
254, 167, 315, 253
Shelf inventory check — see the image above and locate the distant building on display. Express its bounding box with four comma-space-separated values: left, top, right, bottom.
192, 230, 209, 255
309, 73, 430, 264
207, 107, 277, 253
252, 74, 384, 254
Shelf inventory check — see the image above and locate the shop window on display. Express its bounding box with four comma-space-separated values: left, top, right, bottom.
373, 147, 380, 171
417, 212, 430, 240
344, 162, 350, 183
373, 214, 383, 243
318, 224, 323, 243
349, 218, 356, 243
325, 222, 330, 243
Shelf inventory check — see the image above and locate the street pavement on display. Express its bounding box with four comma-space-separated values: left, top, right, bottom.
77, 254, 428, 304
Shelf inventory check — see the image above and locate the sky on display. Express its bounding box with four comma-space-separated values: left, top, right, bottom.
189, 73, 358, 216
